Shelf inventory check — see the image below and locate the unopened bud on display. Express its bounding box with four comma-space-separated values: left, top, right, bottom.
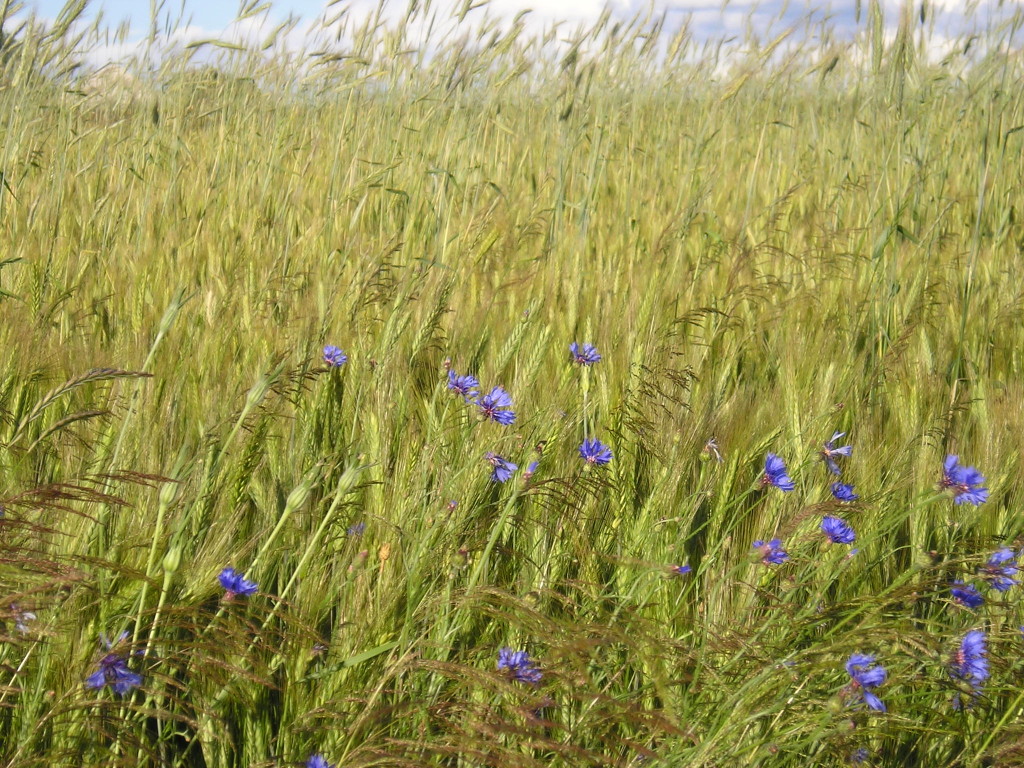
158, 481, 179, 509
826, 695, 844, 715
245, 374, 273, 410
162, 546, 182, 574
284, 480, 312, 514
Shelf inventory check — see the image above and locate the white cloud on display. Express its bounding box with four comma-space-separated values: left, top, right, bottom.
7, 0, 1021, 70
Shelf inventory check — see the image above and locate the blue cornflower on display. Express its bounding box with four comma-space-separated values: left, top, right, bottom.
753, 538, 789, 565
306, 755, 334, 768
979, 548, 1018, 592
497, 647, 542, 684
951, 581, 984, 609
849, 748, 870, 764
322, 345, 347, 367
569, 342, 602, 366
671, 564, 692, 576
950, 630, 988, 707
703, 437, 724, 463
485, 452, 517, 483
845, 653, 886, 712
11, 604, 36, 634
447, 370, 479, 401
218, 567, 258, 599
524, 461, 539, 481
941, 455, 989, 505
478, 386, 516, 425
821, 431, 852, 475
822, 515, 856, 545
579, 438, 613, 465
831, 482, 859, 502
761, 454, 795, 492
86, 632, 142, 696
347, 521, 366, 537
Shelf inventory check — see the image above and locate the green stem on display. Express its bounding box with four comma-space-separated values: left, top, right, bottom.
581, 364, 590, 441
975, 686, 1024, 761
465, 488, 520, 597
249, 465, 319, 574
131, 481, 178, 646
178, 466, 360, 767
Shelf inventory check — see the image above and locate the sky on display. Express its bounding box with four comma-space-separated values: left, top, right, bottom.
34, 1, 324, 29
13, 0, 1021, 65
20, 0, 1015, 32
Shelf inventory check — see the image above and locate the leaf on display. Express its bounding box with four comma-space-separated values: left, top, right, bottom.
298, 640, 400, 682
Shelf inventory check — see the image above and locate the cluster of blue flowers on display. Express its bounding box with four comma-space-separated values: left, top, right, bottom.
746, 433, 1000, 729
840, 629, 990, 724
81, 341, 610, 741
447, 342, 613, 485
445, 369, 516, 426
947, 548, 1019, 611
70, 339, 1006, 767
336, 342, 999, 728
84, 567, 336, 766
753, 442, 989, 564
87, 569, 264, 698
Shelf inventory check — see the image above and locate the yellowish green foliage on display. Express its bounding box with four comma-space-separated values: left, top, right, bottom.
1, 2, 1024, 766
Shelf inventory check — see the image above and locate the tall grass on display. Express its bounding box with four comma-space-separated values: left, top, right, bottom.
1, 0, 1024, 765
